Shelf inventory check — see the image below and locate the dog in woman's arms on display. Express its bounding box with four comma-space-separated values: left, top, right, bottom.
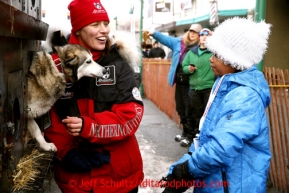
26, 44, 106, 151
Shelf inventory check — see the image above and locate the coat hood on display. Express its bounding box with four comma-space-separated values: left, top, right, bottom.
109, 31, 142, 72
222, 66, 270, 108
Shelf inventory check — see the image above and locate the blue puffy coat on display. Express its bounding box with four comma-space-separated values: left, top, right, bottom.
185, 66, 271, 193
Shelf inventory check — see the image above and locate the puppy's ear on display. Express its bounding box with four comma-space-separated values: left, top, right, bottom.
65, 53, 79, 66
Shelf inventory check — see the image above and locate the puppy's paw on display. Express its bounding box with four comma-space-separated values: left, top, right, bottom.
39, 142, 57, 152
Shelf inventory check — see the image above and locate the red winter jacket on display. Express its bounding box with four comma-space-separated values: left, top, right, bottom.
44, 46, 144, 193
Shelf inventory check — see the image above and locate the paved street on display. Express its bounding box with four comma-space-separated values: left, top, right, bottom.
136, 98, 191, 193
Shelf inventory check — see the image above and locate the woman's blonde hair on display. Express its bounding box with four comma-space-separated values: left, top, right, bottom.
183, 31, 199, 45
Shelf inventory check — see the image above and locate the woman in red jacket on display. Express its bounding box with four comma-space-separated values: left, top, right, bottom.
44, 0, 144, 192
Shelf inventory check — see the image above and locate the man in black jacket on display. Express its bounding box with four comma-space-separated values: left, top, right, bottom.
149, 41, 166, 59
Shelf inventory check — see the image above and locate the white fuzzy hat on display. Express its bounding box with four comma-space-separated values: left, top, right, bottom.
206, 17, 271, 70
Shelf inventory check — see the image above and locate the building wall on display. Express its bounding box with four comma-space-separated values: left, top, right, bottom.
264, 0, 289, 70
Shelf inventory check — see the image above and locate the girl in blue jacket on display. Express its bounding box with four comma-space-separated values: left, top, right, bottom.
162, 17, 272, 193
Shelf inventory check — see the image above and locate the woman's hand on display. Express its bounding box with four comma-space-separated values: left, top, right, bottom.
62, 116, 83, 136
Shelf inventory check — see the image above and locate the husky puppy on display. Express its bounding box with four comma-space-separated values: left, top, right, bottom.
27, 44, 106, 151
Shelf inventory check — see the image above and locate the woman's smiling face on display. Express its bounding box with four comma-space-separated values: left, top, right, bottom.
77, 21, 110, 51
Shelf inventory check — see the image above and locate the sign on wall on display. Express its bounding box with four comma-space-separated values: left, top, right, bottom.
152, 0, 173, 24
180, 0, 193, 10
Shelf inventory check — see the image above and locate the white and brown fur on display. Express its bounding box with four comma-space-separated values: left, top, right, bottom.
109, 31, 142, 72
26, 44, 105, 151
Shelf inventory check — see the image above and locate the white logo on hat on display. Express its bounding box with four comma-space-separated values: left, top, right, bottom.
93, 2, 106, 14
94, 3, 101, 9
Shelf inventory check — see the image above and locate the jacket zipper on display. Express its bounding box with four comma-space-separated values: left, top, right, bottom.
222, 168, 229, 193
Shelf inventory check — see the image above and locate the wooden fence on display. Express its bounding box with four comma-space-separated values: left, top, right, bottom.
142, 59, 289, 192
264, 67, 289, 192
141, 59, 180, 125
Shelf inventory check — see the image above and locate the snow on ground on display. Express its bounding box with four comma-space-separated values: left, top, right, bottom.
136, 133, 193, 193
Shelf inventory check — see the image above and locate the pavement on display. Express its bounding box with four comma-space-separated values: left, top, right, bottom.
44, 98, 283, 193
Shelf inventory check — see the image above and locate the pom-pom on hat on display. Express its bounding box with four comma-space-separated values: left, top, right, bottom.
68, 0, 110, 34
206, 17, 271, 70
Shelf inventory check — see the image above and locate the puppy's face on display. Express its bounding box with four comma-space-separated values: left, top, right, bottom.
54, 44, 105, 82
27, 51, 66, 109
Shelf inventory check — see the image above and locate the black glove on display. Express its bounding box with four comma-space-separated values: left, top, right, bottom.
172, 160, 191, 180
162, 174, 181, 193
62, 148, 92, 172
162, 161, 193, 193
83, 150, 110, 167
62, 149, 110, 172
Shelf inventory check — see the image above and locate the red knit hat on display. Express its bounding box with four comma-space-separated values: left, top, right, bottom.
68, 0, 110, 33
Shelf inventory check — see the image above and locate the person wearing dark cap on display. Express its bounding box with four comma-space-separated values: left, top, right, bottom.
161, 17, 272, 193
149, 41, 166, 59
145, 23, 202, 144
44, 0, 144, 192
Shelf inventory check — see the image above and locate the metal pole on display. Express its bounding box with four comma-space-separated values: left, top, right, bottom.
114, 16, 118, 30
209, 0, 219, 27
139, 0, 144, 96
255, 0, 266, 22
255, 0, 266, 71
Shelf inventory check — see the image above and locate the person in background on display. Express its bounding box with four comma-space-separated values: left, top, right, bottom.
49, 30, 67, 53
145, 38, 153, 56
141, 41, 149, 58
149, 41, 166, 59
179, 28, 214, 147
146, 23, 202, 144
162, 17, 271, 193
44, 0, 144, 192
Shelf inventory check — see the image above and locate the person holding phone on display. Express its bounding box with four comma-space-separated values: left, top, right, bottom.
180, 28, 215, 147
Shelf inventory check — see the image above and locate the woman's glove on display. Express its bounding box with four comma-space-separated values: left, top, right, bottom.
62, 148, 110, 172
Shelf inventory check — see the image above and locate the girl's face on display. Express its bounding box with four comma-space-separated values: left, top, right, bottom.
188, 30, 199, 42
199, 30, 210, 45
77, 21, 110, 51
199, 35, 208, 45
210, 54, 236, 76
